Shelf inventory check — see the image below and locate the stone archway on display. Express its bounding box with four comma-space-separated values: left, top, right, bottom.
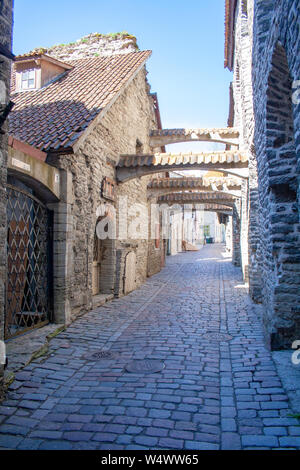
117, 151, 248, 182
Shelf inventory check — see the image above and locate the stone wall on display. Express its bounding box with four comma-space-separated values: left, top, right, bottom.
147, 209, 165, 277
229, 0, 258, 285
36, 32, 139, 62
251, 0, 300, 349
225, 216, 233, 255
240, 178, 249, 281
232, 200, 241, 267
231, 0, 300, 348
48, 67, 164, 322
0, 0, 13, 396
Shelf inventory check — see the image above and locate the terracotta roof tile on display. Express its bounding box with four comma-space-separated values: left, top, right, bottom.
9, 51, 151, 152
147, 176, 242, 190
158, 193, 236, 205
118, 151, 248, 168
150, 128, 239, 137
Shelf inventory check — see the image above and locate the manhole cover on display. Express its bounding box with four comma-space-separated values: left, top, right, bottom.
125, 359, 165, 374
83, 350, 116, 360
200, 332, 233, 342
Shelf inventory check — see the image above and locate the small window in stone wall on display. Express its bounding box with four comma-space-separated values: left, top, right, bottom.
271, 184, 297, 203
102, 177, 115, 201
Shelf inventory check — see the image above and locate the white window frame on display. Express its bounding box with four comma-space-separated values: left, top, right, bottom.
21, 69, 36, 90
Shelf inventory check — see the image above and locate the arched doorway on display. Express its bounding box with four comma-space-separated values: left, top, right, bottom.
124, 251, 136, 294
92, 231, 103, 296
92, 220, 116, 297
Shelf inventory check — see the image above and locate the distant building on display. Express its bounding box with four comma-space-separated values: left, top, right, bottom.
166, 172, 229, 255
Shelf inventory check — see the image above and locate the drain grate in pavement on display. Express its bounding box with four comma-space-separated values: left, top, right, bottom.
83, 350, 116, 360
125, 359, 165, 374
200, 332, 233, 342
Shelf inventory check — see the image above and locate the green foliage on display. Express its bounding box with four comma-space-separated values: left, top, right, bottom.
4, 372, 15, 387
46, 325, 65, 340
108, 32, 119, 39
106, 31, 137, 41
32, 47, 48, 54
288, 413, 300, 422
28, 344, 49, 363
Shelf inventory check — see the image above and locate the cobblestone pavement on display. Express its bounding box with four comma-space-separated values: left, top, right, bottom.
0, 244, 299, 450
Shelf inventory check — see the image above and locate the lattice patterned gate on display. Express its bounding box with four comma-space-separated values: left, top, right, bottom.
5, 184, 53, 338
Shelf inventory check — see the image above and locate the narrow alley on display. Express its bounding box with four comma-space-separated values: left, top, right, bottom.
0, 244, 299, 450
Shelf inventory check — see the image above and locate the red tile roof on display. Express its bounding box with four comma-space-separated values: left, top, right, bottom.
158, 193, 236, 205
150, 128, 239, 137
14, 53, 73, 70
147, 176, 242, 190
9, 50, 151, 152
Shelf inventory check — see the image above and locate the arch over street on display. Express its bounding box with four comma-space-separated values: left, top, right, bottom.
157, 192, 237, 208
148, 176, 242, 192
117, 151, 248, 182
148, 177, 242, 199
150, 127, 239, 147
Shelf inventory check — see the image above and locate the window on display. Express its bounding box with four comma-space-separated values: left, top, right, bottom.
102, 177, 115, 201
21, 70, 35, 90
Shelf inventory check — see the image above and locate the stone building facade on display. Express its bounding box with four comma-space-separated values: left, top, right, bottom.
6, 35, 165, 334
0, 0, 13, 395
226, 0, 300, 348
46, 66, 164, 321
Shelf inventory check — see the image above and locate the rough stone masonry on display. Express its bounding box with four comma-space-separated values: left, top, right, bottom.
41, 35, 165, 323
227, 0, 300, 349
0, 0, 13, 396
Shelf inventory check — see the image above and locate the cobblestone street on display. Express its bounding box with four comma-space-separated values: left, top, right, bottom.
0, 244, 299, 450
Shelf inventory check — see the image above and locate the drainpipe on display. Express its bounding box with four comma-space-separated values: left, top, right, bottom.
182, 206, 184, 250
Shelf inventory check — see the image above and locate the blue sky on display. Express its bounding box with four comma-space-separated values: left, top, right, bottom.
13, 0, 232, 153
